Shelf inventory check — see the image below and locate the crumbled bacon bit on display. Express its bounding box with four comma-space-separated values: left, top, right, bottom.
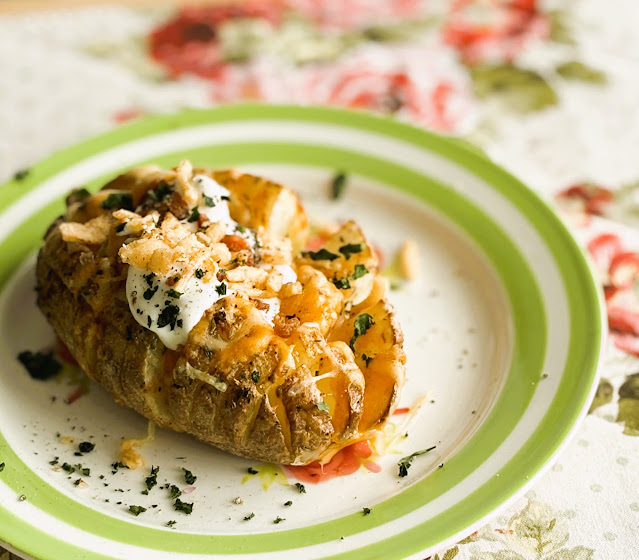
253, 299, 270, 311
222, 235, 250, 252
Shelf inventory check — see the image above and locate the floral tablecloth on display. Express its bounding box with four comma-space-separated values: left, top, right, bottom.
2, 1, 639, 558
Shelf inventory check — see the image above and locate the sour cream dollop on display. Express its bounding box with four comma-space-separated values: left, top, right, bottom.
126, 267, 231, 350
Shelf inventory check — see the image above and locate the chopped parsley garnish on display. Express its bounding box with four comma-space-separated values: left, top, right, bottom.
147, 316, 152, 328
251, 371, 260, 383
247, 467, 258, 475
111, 461, 128, 474
183, 468, 197, 485
332, 277, 351, 290
174, 498, 193, 514
80, 467, 91, 477
215, 283, 227, 296
166, 289, 182, 299
221, 195, 230, 202
203, 195, 216, 207
14, 169, 30, 181
62, 463, 75, 474
317, 401, 330, 412
114, 222, 126, 233
243, 513, 255, 521
274, 516, 285, 524
144, 273, 156, 287
339, 243, 364, 260
101, 192, 133, 211
362, 507, 371, 515
352, 264, 369, 279
73, 478, 84, 486
398, 446, 437, 477
295, 483, 306, 494
128, 505, 147, 516
49, 458, 59, 466
157, 304, 180, 330
303, 248, 340, 261
145, 466, 159, 491
235, 225, 246, 234
362, 354, 374, 367
349, 313, 374, 349
149, 181, 173, 202
0, 462, 4, 472
195, 269, 205, 279
169, 485, 181, 499
330, 171, 348, 200
284, 500, 293, 507
141, 490, 148, 495
166, 520, 177, 527
79, 442, 95, 453
187, 206, 200, 223
143, 285, 158, 300
17, 351, 62, 380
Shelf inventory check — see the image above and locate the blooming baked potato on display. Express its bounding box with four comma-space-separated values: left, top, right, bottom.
36, 162, 406, 465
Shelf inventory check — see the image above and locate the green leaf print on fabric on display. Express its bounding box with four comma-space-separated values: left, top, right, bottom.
547, 11, 575, 45
431, 546, 460, 560
470, 65, 558, 113
588, 378, 612, 413
556, 62, 606, 84
462, 500, 594, 560
618, 373, 639, 436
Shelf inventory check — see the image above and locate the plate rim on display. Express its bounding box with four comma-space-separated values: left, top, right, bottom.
0, 104, 605, 560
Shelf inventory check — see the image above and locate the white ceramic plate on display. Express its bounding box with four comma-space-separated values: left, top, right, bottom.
0, 105, 604, 560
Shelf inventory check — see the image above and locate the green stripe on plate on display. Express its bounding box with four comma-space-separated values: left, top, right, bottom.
0, 105, 601, 560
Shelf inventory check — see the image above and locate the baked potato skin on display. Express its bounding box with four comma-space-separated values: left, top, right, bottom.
35, 165, 406, 465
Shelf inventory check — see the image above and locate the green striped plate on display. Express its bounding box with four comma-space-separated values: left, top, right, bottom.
0, 105, 604, 560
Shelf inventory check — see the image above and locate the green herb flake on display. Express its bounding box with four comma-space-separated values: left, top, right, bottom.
247, 467, 258, 475
351, 264, 369, 280
143, 285, 158, 300
166, 289, 182, 299
195, 269, 206, 279
215, 283, 227, 296
111, 461, 128, 474
62, 463, 75, 474
339, 243, 364, 260
145, 465, 159, 491
203, 195, 216, 207
251, 371, 260, 383
284, 500, 293, 507
398, 446, 436, 477
141, 489, 149, 495
243, 513, 255, 521
169, 485, 182, 499
128, 505, 147, 516
235, 225, 246, 234
295, 482, 306, 494
349, 313, 375, 349
144, 273, 156, 287
362, 507, 371, 515
100, 192, 133, 211
187, 206, 200, 223
157, 304, 180, 330
317, 401, 330, 412
362, 354, 374, 367
166, 520, 177, 528
49, 458, 59, 466
274, 516, 285, 524
174, 498, 193, 515
80, 467, 90, 477
149, 181, 173, 202
330, 171, 348, 200
183, 468, 197, 485
303, 248, 340, 261
332, 277, 351, 290
17, 351, 62, 381
14, 169, 30, 181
